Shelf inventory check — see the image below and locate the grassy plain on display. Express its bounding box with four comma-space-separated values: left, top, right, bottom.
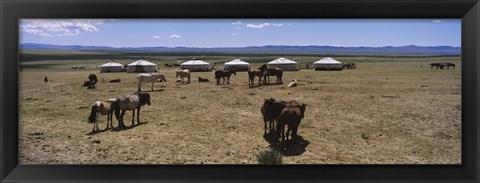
19, 54, 461, 164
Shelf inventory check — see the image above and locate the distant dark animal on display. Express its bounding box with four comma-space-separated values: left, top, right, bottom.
276, 101, 307, 143
175, 68, 191, 84
444, 62, 455, 69
137, 73, 166, 92
258, 64, 283, 85
109, 78, 121, 83
173, 63, 180, 67
164, 63, 174, 68
78, 67, 85, 69
248, 69, 265, 88
44, 76, 48, 83
88, 73, 98, 84
214, 69, 236, 85
87, 99, 117, 132
261, 98, 286, 135
351, 63, 356, 69
430, 63, 442, 69
114, 92, 151, 128
83, 80, 92, 87
198, 77, 209, 82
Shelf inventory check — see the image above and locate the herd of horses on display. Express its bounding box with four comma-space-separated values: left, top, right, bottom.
429, 62, 455, 70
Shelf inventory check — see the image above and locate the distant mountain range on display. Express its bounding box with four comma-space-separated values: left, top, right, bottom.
20, 43, 461, 55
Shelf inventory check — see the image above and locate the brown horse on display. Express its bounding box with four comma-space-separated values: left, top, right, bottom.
261, 98, 287, 135
87, 99, 117, 132
444, 62, 455, 69
276, 101, 307, 143
88, 73, 98, 84
114, 92, 151, 128
214, 69, 236, 85
248, 69, 265, 88
258, 64, 283, 85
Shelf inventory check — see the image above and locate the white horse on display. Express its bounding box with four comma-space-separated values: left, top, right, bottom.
137, 73, 166, 92
175, 68, 191, 84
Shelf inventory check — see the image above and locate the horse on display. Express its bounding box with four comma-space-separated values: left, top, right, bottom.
258, 64, 283, 85
276, 101, 307, 143
430, 63, 442, 69
287, 79, 298, 87
445, 62, 455, 69
198, 77, 209, 82
87, 99, 118, 132
83, 80, 92, 87
88, 73, 98, 84
248, 69, 265, 88
114, 92, 151, 128
214, 69, 236, 85
137, 73, 166, 92
109, 78, 121, 83
44, 76, 48, 83
175, 68, 191, 84
164, 63, 174, 68
261, 98, 287, 135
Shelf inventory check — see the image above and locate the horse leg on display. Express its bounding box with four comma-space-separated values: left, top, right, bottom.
120, 110, 126, 128
263, 118, 268, 135
137, 107, 141, 124
151, 81, 154, 91
286, 126, 291, 142
131, 109, 135, 126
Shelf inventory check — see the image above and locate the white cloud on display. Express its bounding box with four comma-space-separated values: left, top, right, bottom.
271, 23, 283, 26
232, 21, 242, 25
20, 19, 107, 37
232, 33, 236, 36
153, 36, 161, 39
246, 23, 270, 28
169, 34, 181, 38
433, 19, 443, 23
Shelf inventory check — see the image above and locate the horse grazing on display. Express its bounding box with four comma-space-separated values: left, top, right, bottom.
87, 99, 117, 132
261, 98, 287, 135
258, 64, 283, 85
248, 69, 265, 88
198, 77, 209, 82
88, 73, 98, 84
276, 101, 307, 143
445, 62, 455, 69
430, 63, 442, 69
114, 92, 151, 128
214, 69, 236, 85
175, 68, 191, 84
137, 73, 166, 92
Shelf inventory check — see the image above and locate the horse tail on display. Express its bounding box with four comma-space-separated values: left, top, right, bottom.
88, 104, 98, 123
114, 99, 120, 121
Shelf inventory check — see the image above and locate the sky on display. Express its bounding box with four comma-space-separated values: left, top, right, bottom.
19, 19, 461, 48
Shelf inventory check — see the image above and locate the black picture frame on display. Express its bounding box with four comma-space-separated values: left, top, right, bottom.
1, 0, 479, 182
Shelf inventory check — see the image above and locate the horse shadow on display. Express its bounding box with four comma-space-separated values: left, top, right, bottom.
263, 132, 310, 156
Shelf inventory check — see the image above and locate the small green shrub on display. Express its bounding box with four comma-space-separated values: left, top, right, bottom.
256, 148, 283, 165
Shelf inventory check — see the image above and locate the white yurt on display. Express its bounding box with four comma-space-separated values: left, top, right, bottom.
267, 57, 299, 71
126, 59, 158, 73
180, 60, 212, 72
223, 59, 250, 71
100, 62, 124, 73
313, 57, 343, 71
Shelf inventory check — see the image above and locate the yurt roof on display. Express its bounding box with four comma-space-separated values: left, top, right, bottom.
100, 62, 124, 67
128, 59, 157, 66
180, 60, 210, 65
314, 57, 342, 64
224, 59, 250, 65
268, 57, 297, 64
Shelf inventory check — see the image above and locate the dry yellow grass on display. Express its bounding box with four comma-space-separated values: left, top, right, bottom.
19, 60, 461, 164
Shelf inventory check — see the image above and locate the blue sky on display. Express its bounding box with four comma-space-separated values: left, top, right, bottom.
19, 19, 461, 48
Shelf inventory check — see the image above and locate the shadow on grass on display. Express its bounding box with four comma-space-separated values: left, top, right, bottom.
263, 132, 310, 156
86, 121, 149, 135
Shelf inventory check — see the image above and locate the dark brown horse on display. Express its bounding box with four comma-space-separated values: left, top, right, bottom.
258, 64, 283, 85
444, 62, 455, 69
88, 73, 98, 84
114, 92, 151, 128
430, 63, 442, 69
248, 69, 265, 88
261, 98, 286, 135
276, 101, 307, 143
214, 69, 236, 85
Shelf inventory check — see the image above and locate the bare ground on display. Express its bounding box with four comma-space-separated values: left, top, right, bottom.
19, 61, 461, 164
